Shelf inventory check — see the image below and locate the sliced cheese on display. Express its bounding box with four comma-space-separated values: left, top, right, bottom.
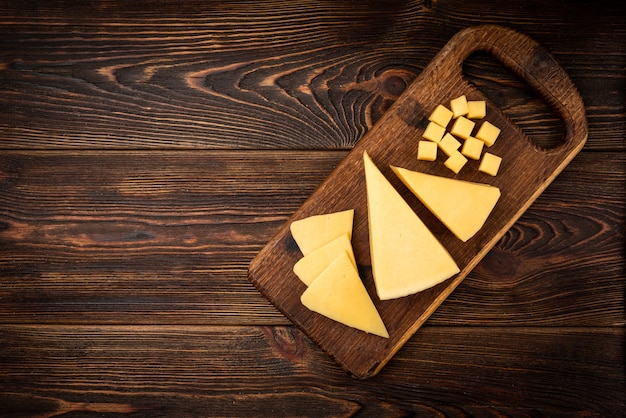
363, 152, 460, 300
300, 251, 389, 338
293, 233, 356, 286
391, 167, 500, 242
290, 209, 354, 256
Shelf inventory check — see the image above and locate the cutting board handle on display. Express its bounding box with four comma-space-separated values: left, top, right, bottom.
436, 25, 588, 153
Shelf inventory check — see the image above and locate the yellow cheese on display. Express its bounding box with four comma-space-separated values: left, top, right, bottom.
450, 95, 469, 118
479, 152, 502, 176
467, 100, 486, 119
461, 136, 484, 160
450, 116, 475, 140
423, 121, 446, 143
444, 151, 467, 174
293, 233, 356, 286
300, 251, 389, 338
392, 167, 501, 242
438, 133, 462, 157
290, 209, 354, 256
364, 152, 460, 300
428, 104, 453, 128
417, 140, 438, 161
475, 121, 501, 146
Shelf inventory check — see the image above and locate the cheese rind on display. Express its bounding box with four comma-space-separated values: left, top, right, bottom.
363, 152, 460, 300
392, 167, 501, 242
300, 251, 389, 338
290, 209, 354, 255
293, 234, 356, 286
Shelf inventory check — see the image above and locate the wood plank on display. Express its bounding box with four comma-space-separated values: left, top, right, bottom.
0, 0, 623, 150
0, 150, 623, 326
0, 324, 623, 416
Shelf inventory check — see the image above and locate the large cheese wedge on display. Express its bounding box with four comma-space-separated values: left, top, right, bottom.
290, 209, 354, 256
293, 233, 356, 286
391, 167, 500, 242
363, 152, 460, 300
301, 251, 389, 338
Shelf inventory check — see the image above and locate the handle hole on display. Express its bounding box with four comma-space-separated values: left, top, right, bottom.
463, 51, 565, 150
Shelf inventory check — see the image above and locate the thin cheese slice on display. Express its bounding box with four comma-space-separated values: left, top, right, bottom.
391, 167, 500, 242
290, 209, 354, 255
363, 152, 460, 300
293, 234, 356, 286
301, 251, 389, 338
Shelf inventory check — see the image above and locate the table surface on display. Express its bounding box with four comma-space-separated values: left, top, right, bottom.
1, 1, 624, 416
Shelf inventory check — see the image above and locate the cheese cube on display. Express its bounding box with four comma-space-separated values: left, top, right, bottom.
423, 121, 446, 143
444, 151, 467, 174
417, 140, 438, 161
450, 116, 475, 140
461, 136, 484, 160
467, 100, 486, 119
475, 121, 501, 146
428, 104, 453, 128
438, 133, 461, 157
450, 95, 468, 118
479, 152, 502, 176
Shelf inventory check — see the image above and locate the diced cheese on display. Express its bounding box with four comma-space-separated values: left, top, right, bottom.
467, 100, 486, 119
450, 95, 469, 118
363, 152, 459, 300
475, 121, 501, 146
450, 116, 475, 140
438, 133, 462, 157
300, 251, 389, 338
293, 234, 356, 286
417, 140, 438, 161
423, 121, 446, 143
461, 136, 484, 160
479, 152, 503, 176
428, 104, 453, 128
444, 151, 467, 174
290, 209, 354, 256
392, 167, 501, 242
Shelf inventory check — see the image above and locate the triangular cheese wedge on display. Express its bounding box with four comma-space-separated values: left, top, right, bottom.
290, 209, 354, 256
300, 251, 389, 338
363, 152, 460, 300
391, 167, 500, 242
293, 233, 356, 286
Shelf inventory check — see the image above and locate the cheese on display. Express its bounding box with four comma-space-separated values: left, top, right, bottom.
438, 133, 462, 157
475, 121, 501, 146
391, 167, 501, 242
450, 95, 469, 118
450, 116, 475, 140
479, 152, 502, 176
444, 151, 467, 174
363, 152, 459, 300
428, 104, 453, 128
467, 100, 486, 119
293, 233, 356, 286
461, 136, 484, 160
423, 121, 446, 143
417, 140, 438, 161
290, 209, 354, 255
300, 251, 389, 338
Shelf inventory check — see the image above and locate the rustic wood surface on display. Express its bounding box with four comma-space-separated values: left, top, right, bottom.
0, 0, 624, 416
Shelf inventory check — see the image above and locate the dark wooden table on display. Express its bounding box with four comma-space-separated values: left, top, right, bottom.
1, 1, 624, 416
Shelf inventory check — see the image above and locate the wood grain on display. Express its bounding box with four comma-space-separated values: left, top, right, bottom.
1, 151, 623, 326
249, 25, 590, 378
0, 325, 623, 417
0, 0, 623, 150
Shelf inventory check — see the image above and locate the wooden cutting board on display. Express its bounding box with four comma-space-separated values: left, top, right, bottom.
248, 25, 588, 379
